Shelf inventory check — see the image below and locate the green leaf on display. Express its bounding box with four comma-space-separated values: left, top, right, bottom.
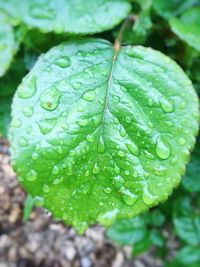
1, 0, 131, 34
150, 229, 165, 247
9, 39, 199, 232
182, 137, 200, 192
169, 7, 200, 53
173, 197, 200, 246
107, 217, 148, 245
149, 209, 165, 227
132, 235, 151, 256
0, 12, 16, 77
23, 194, 34, 221
175, 246, 200, 265
0, 98, 12, 137
153, 0, 200, 19
0, 59, 27, 137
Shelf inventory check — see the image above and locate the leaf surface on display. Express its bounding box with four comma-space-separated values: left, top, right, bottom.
9, 39, 199, 231
0, 12, 16, 77
169, 7, 200, 53
182, 137, 200, 192
153, 0, 200, 19
0, 0, 131, 34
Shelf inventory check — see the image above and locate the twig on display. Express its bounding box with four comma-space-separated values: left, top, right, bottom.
114, 14, 137, 54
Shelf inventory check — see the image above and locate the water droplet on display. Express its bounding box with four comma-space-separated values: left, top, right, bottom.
113, 175, 124, 188
93, 163, 99, 174
34, 196, 44, 206
32, 152, 39, 160
118, 150, 125, 157
97, 209, 118, 226
179, 101, 186, 109
53, 178, 62, 185
125, 170, 130, 176
121, 187, 138, 206
126, 143, 139, 156
179, 137, 186, 145
38, 118, 56, 135
142, 185, 157, 205
72, 82, 82, 90
77, 104, 84, 112
148, 122, 154, 128
26, 169, 37, 181
155, 137, 170, 159
52, 165, 59, 175
164, 121, 173, 127
26, 126, 32, 134
11, 119, 21, 128
114, 165, 120, 175
18, 76, 36, 99
125, 116, 131, 123
85, 170, 90, 177
40, 86, 61, 111
104, 187, 112, 194
113, 96, 120, 103
144, 150, 154, 159
82, 90, 96, 102
159, 97, 174, 113
77, 118, 89, 127
22, 106, 33, 117
98, 138, 105, 154
43, 184, 50, 193
61, 122, 69, 130
19, 137, 28, 147
148, 98, 153, 106
120, 128, 126, 137
54, 56, 71, 68
86, 134, 95, 143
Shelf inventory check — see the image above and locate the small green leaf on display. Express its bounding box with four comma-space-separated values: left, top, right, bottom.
175, 246, 200, 265
182, 137, 200, 192
169, 7, 200, 53
0, 12, 16, 77
153, 0, 200, 19
107, 217, 148, 245
9, 39, 199, 231
132, 235, 151, 256
23, 194, 34, 221
1, 0, 131, 34
0, 59, 27, 137
173, 197, 200, 246
150, 229, 165, 247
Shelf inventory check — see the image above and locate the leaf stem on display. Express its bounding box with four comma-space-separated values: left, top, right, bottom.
114, 14, 137, 53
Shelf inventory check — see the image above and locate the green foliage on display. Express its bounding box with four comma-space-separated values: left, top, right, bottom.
182, 138, 200, 192
0, 3, 199, 264
107, 209, 166, 255
0, 12, 16, 77
0, 0, 131, 34
23, 194, 35, 221
9, 38, 199, 231
169, 7, 200, 52
153, 0, 200, 19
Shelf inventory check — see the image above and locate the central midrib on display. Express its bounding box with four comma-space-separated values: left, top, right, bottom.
96, 46, 120, 157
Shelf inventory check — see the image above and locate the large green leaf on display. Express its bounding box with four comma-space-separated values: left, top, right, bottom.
9, 39, 199, 232
0, 12, 16, 77
153, 0, 200, 19
0, 0, 131, 34
169, 7, 200, 53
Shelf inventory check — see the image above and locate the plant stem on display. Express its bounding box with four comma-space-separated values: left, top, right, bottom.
114, 14, 137, 53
